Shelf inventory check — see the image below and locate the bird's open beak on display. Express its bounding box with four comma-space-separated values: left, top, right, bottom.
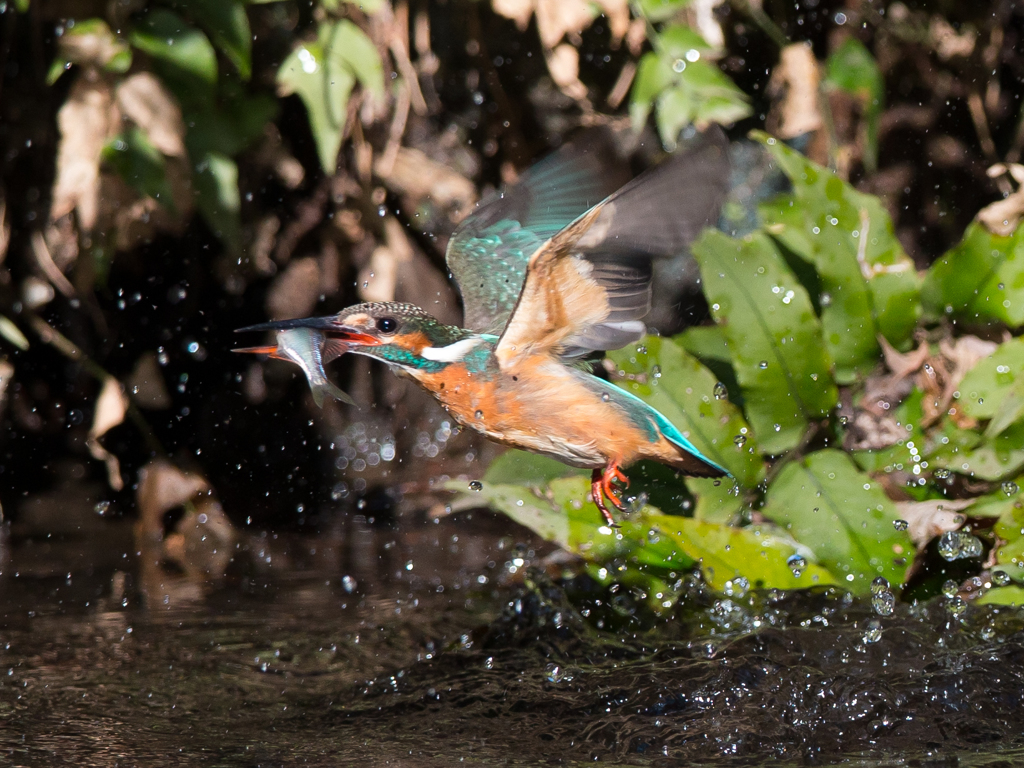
233, 316, 381, 350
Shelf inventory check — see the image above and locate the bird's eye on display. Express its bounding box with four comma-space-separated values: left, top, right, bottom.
376, 317, 398, 334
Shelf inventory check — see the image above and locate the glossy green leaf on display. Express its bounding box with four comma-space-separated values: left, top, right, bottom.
277, 20, 384, 173
102, 128, 175, 211
692, 229, 838, 454
958, 337, 1024, 439
687, 476, 744, 524
659, 25, 710, 58
824, 38, 883, 171
629, 52, 673, 131
193, 151, 240, 254
677, 325, 730, 363
993, 493, 1024, 585
608, 336, 764, 487
922, 221, 1024, 328
932, 421, 1024, 481
649, 514, 837, 591
483, 449, 583, 486
760, 449, 914, 593
172, 0, 252, 80
757, 134, 920, 383
130, 9, 217, 94
977, 585, 1024, 606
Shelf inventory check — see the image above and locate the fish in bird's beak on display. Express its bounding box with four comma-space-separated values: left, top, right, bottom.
233, 319, 358, 408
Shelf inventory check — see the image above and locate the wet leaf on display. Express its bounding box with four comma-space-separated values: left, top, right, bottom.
692, 229, 838, 454
757, 134, 920, 382
102, 127, 176, 211
932, 422, 1024, 481
130, 10, 217, 97
922, 221, 1024, 329
676, 325, 731, 363
172, 0, 252, 80
87, 377, 129, 491
115, 72, 187, 158
760, 449, 914, 593
687, 476, 744, 524
957, 337, 1024, 438
977, 585, 1024, 606
608, 336, 764, 487
647, 514, 837, 591
992, 494, 1024, 585
824, 38, 884, 171
193, 151, 240, 255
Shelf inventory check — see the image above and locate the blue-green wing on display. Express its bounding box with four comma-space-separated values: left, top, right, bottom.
446, 136, 629, 334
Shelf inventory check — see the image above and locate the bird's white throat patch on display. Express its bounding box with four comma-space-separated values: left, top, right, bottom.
420, 337, 483, 362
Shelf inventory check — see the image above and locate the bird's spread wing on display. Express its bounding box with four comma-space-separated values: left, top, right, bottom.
446, 134, 629, 334
495, 128, 730, 368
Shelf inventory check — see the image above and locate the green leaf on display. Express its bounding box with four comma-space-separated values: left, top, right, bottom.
277, 20, 383, 173
659, 24, 710, 58
824, 38, 884, 171
677, 325, 731, 363
629, 52, 673, 131
130, 9, 217, 98
0, 316, 29, 350
482, 449, 584, 486
757, 134, 920, 382
977, 585, 1024, 606
637, 0, 692, 23
957, 337, 1024, 439
692, 229, 838, 454
647, 514, 837, 591
193, 151, 240, 254
172, 0, 252, 80
49, 18, 132, 84
922, 221, 1024, 329
993, 492, 1024, 585
760, 449, 914, 593
687, 476, 744, 524
102, 128, 175, 211
933, 421, 1024, 481
608, 336, 764, 488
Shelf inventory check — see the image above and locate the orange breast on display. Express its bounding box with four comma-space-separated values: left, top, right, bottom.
413, 358, 675, 469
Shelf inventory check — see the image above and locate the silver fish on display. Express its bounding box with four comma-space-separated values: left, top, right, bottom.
234, 326, 356, 408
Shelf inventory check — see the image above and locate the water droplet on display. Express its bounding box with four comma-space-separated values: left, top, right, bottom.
341, 575, 356, 593
1002, 481, 1019, 496
601, 393, 610, 402
787, 554, 806, 577
941, 579, 958, 598
893, 519, 908, 531
838, 414, 849, 425
992, 570, 1012, 587
773, 423, 782, 432
934, 468, 951, 479
863, 618, 883, 643
93, 501, 111, 516
712, 479, 722, 486
651, 365, 662, 379
544, 663, 565, 683
947, 595, 967, 619
871, 591, 895, 617
636, 345, 647, 354
937, 531, 983, 561
468, 480, 483, 492
733, 434, 747, 446
474, 410, 484, 419
724, 576, 749, 598
713, 382, 728, 400
758, 361, 769, 370
672, 58, 686, 73
871, 576, 890, 594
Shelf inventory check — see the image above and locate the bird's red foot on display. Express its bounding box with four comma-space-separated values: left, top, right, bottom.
591, 464, 630, 527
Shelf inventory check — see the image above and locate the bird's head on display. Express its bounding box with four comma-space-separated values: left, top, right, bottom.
236, 302, 481, 374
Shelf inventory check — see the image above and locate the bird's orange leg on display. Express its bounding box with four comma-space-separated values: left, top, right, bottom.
590, 464, 630, 527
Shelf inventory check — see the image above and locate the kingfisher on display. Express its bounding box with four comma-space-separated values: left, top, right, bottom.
237, 129, 731, 525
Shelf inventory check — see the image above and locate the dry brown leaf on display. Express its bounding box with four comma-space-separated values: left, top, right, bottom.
895, 498, 976, 549
930, 16, 977, 61
359, 217, 413, 303
58, 19, 126, 70
595, 0, 630, 44
116, 72, 186, 157
87, 376, 128, 491
492, 0, 534, 31
691, 0, 726, 49
845, 410, 906, 451
21, 276, 55, 310
136, 460, 210, 542
51, 74, 117, 230
977, 163, 1024, 237
375, 146, 476, 221
767, 43, 822, 140
879, 335, 929, 379
0, 198, 9, 265
265, 257, 321, 321
535, 0, 594, 48
126, 352, 171, 409
546, 44, 588, 101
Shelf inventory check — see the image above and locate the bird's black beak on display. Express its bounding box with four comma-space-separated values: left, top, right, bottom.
234, 316, 339, 333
